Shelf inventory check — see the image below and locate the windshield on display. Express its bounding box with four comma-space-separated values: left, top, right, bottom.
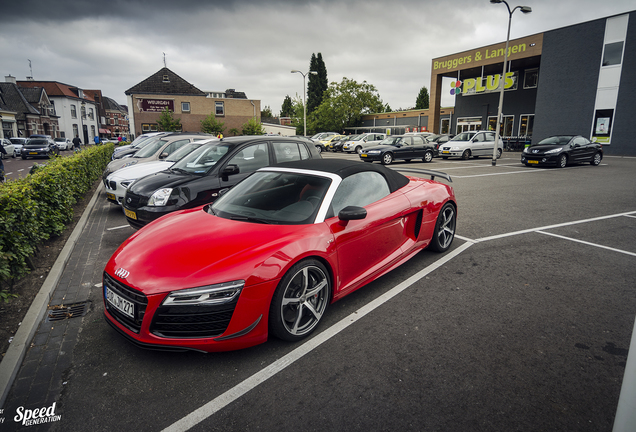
211, 171, 332, 225
348, 135, 364, 142
131, 136, 156, 149
54, 138, 65, 142
132, 138, 166, 158
171, 143, 231, 174
537, 136, 573, 146
26, 139, 48, 146
10, 138, 26, 144
451, 132, 476, 141
164, 142, 205, 163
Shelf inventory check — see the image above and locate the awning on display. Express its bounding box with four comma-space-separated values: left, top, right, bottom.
99, 128, 109, 134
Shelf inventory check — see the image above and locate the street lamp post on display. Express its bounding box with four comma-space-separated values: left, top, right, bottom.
291, 70, 317, 137
490, 0, 531, 166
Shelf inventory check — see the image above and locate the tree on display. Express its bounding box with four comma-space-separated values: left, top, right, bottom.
415, 86, 430, 109
261, 105, 273, 118
307, 53, 328, 114
156, 107, 181, 132
241, 118, 265, 135
229, 127, 240, 136
280, 95, 294, 118
200, 113, 226, 135
308, 77, 385, 133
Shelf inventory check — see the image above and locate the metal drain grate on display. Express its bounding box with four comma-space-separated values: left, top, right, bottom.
46, 301, 91, 321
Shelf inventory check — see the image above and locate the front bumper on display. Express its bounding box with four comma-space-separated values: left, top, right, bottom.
359, 153, 382, 161
102, 272, 274, 352
521, 154, 558, 166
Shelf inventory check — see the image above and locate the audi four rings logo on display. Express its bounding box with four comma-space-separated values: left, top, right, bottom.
115, 268, 130, 279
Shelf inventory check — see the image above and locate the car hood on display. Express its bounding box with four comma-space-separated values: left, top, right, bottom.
112, 148, 138, 159
108, 161, 174, 182
127, 170, 198, 195
526, 144, 564, 153
106, 207, 322, 294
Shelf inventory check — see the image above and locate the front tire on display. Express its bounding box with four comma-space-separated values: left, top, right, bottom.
355, 146, 362, 154
423, 151, 433, 163
557, 154, 567, 168
461, 149, 471, 160
381, 153, 393, 165
428, 202, 456, 252
315, 146, 322, 154
269, 259, 331, 342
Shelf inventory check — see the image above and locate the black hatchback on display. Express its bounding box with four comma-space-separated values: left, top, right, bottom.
521, 135, 603, 168
122, 135, 322, 229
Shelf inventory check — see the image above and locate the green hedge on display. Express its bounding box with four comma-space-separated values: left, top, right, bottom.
0, 144, 114, 286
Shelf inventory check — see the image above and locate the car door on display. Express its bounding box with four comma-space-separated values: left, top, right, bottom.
410, 136, 428, 159
219, 142, 270, 189
570, 136, 593, 162
393, 137, 414, 160
326, 171, 411, 295
472, 132, 487, 156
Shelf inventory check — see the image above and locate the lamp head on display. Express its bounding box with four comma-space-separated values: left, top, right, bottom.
310, 71, 318, 75
490, 0, 503, 3
520, 6, 532, 13
291, 70, 300, 74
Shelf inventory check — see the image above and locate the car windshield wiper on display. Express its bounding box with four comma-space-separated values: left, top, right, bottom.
228, 215, 272, 224
170, 167, 190, 174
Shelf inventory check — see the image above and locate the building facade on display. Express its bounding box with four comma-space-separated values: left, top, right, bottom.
428, 10, 635, 156
17, 80, 99, 144
0, 77, 59, 138
125, 68, 260, 138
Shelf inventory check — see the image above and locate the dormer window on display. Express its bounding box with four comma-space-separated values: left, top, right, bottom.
163, 75, 170, 83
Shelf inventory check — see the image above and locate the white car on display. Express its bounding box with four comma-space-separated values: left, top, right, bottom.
439, 131, 503, 160
342, 133, 387, 154
104, 139, 215, 205
54, 137, 72, 150
9, 137, 28, 156
1, 138, 16, 158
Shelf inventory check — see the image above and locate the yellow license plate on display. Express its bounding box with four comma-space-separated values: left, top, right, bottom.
106, 192, 116, 201
360, 154, 367, 157
29, 152, 38, 155
527, 160, 538, 164
442, 151, 450, 154
124, 208, 137, 220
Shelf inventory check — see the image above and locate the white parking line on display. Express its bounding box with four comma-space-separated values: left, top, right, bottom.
107, 225, 131, 231
536, 231, 636, 257
474, 211, 636, 242
161, 241, 474, 432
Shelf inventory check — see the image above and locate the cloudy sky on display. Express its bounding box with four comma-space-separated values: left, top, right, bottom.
2, 0, 634, 114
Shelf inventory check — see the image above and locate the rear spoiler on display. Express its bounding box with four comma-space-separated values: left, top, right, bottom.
393, 168, 452, 183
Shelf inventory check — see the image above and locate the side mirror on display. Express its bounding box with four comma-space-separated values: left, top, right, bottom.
222, 164, 240, 176
159, 152, 169, 159
338, 206, 367, 221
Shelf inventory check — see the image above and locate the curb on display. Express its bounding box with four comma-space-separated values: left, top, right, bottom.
0, 183, 104, 406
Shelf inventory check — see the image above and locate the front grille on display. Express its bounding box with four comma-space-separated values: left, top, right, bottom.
124, 192, 144, 209
103, 272, 148, 333
150, 302, 237, 338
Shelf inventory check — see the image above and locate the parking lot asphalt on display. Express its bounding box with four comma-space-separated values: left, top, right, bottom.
1, 151, 635, 431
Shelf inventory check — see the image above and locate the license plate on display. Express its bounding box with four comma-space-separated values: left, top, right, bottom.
106, 192, 116, 201
442, 151, 450, 154
105, 286, 135, 319
528, 160, 538, 164
124, 208, 137, 220
360, 154, 367, 157
29, 152, 38, 155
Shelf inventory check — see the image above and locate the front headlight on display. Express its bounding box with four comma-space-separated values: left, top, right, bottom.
120, 180, 133, 189
545, 147, 563, 154
162, 280, 244, 306
523, 147, 529, 153
148, 188, 173, 206
367, 150, 381, 154
451, 146, 460, 151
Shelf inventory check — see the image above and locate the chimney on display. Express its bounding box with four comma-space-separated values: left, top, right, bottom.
26, 76, 34, 81
5, 75, 16, 84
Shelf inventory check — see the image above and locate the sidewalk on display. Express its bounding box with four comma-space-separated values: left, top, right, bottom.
0, 183, 106, 412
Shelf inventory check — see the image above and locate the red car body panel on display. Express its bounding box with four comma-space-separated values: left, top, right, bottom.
103, 175, 456, 352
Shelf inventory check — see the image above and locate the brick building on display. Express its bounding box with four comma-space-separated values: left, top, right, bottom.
125, 67, 260, 137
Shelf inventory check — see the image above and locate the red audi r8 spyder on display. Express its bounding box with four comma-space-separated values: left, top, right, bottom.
103, 159, 457, 352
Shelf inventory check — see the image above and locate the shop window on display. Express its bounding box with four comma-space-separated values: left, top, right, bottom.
487, 115, 514, 136
440, 118, 450, 134
182, 102, 191, 113
215, 101, 225, 116
456, 117, 481, 134
602, 42, 624, 66
523, 68, 538, 89
71, 105, 77, 118
518, 115, 534, 137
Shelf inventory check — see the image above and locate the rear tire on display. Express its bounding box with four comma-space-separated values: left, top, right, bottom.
429, 203, 456, 253
423, 151, 433, 163
591, 152, 602, 166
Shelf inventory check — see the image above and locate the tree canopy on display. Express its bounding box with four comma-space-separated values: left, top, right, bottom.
241, 118, 265, 135
307, 53, 328, 114
280, 95, 294, 118
415, 86, 430, 109
200, 113, 225, 135
308, 77, 385, 133
156, 107, 181, 132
